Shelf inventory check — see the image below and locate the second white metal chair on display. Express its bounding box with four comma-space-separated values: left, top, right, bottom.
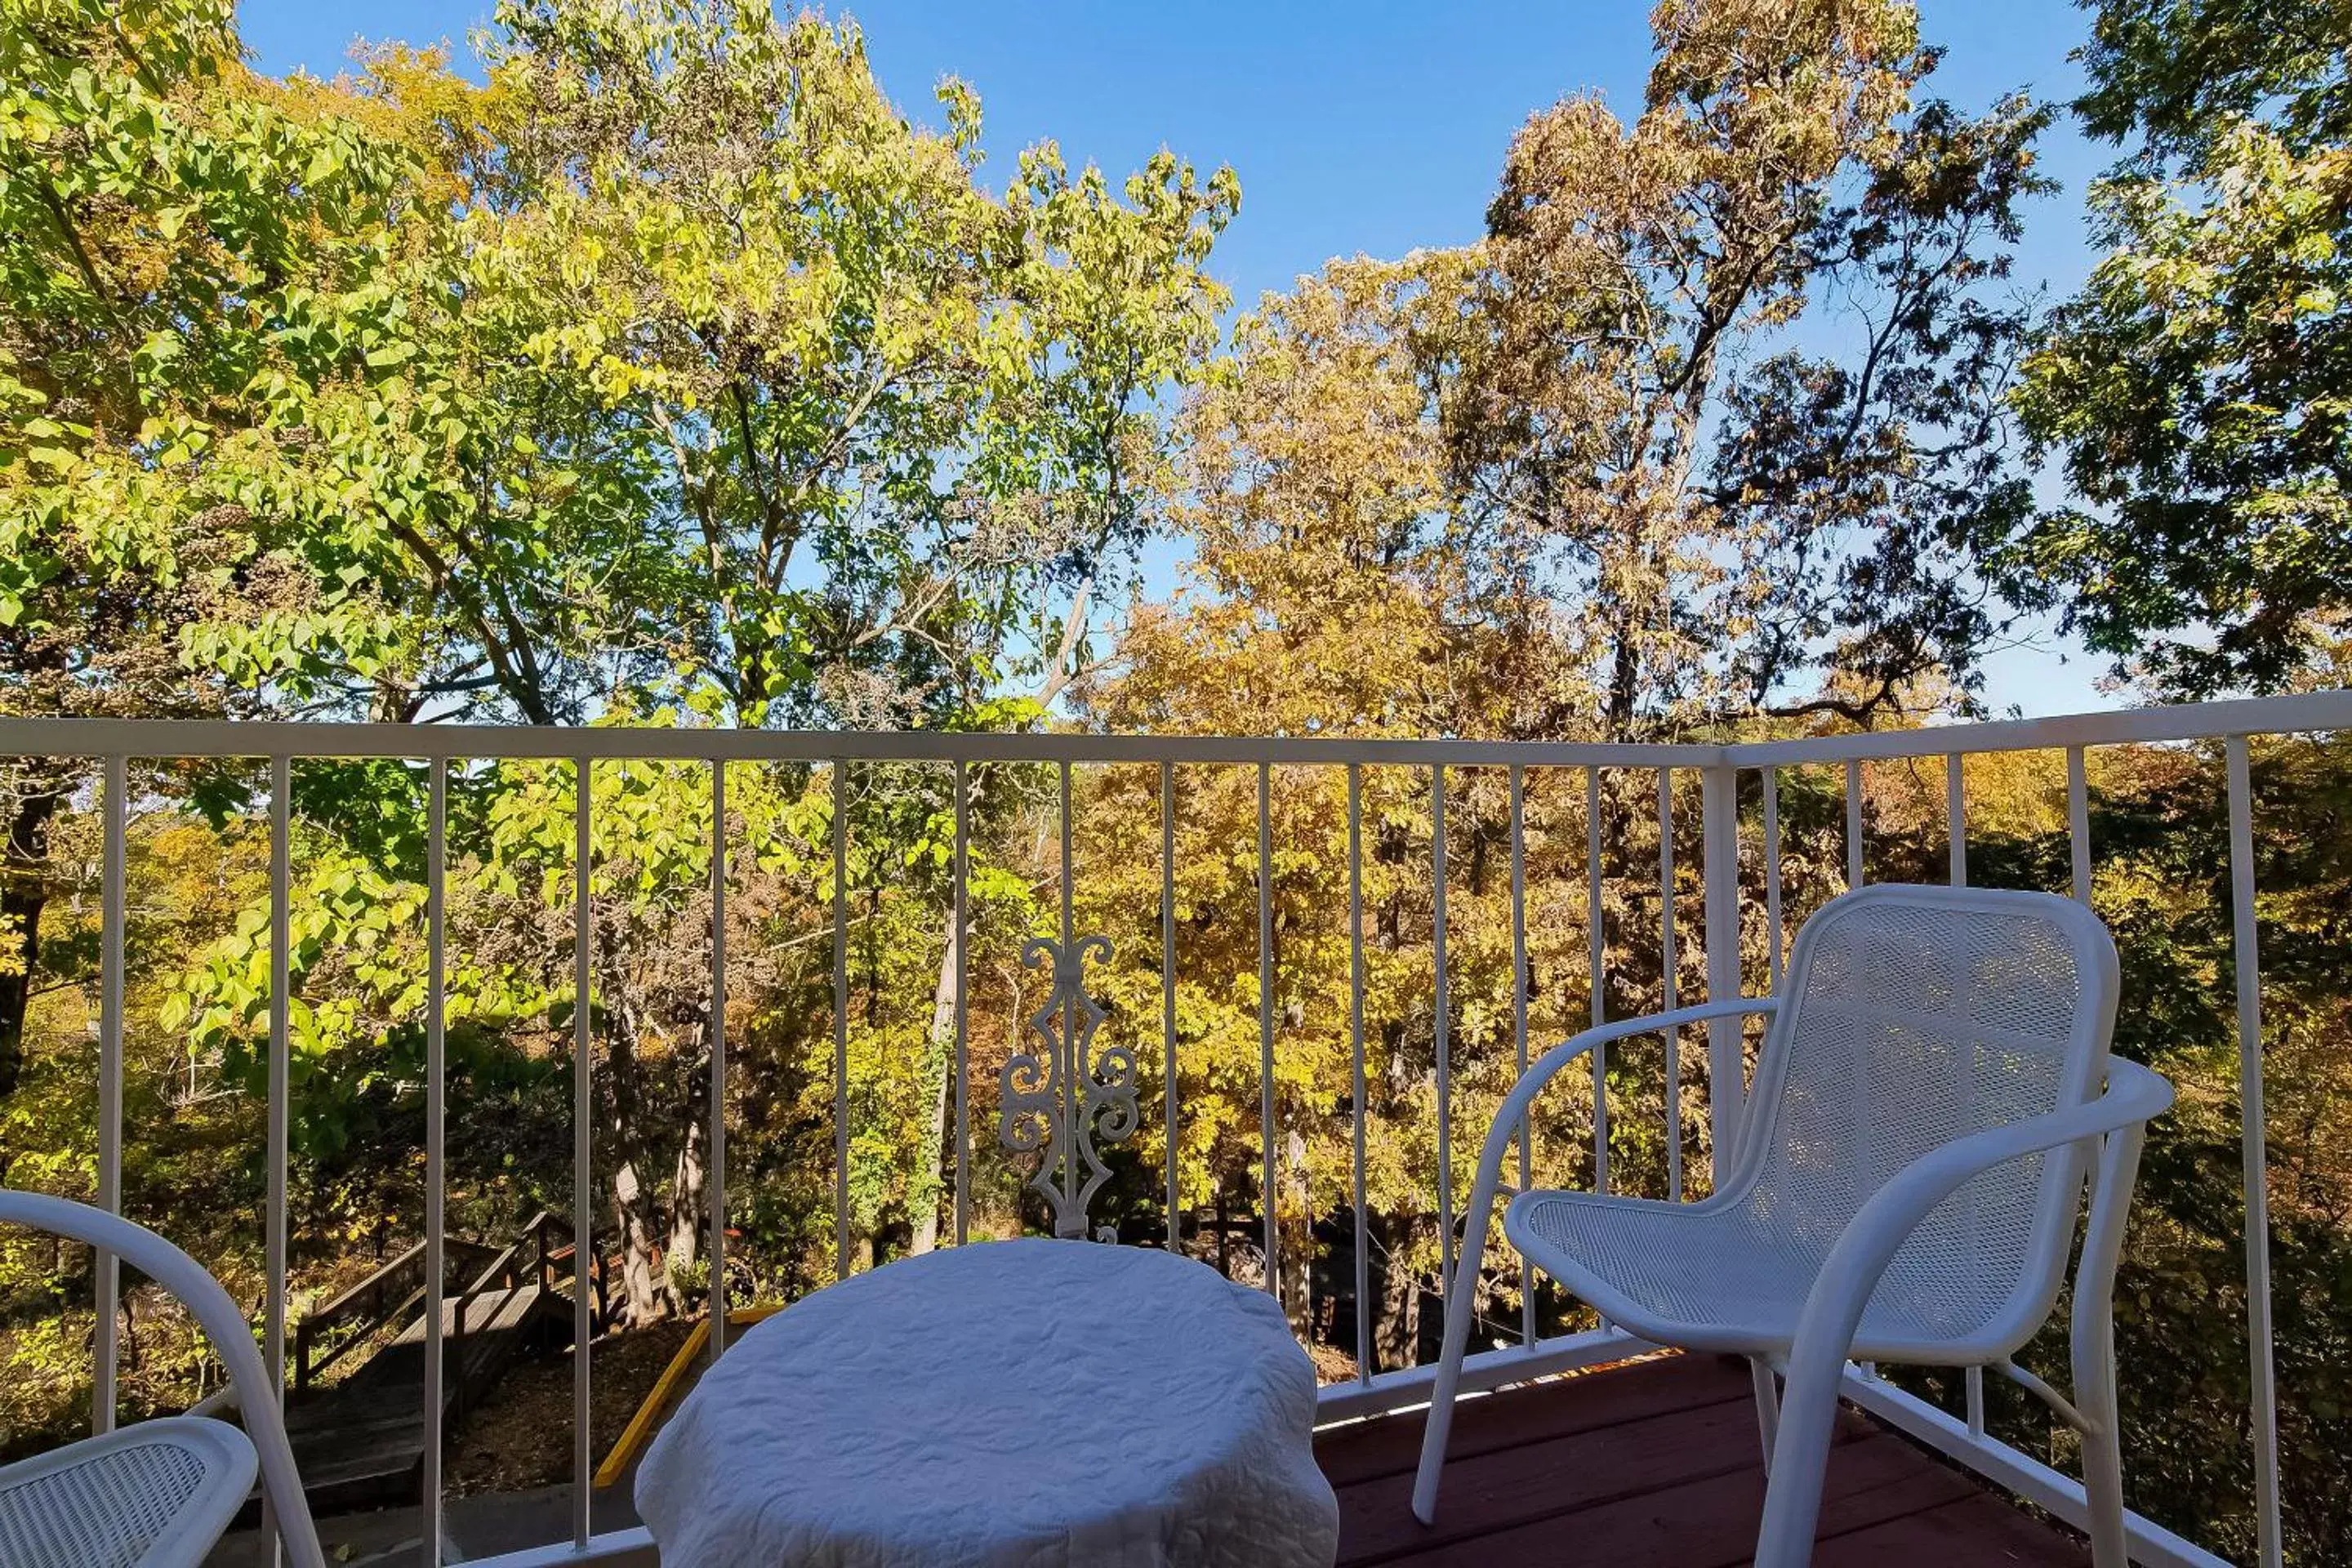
0, 1189, 325, 1568
1411, 884, 2173, 1568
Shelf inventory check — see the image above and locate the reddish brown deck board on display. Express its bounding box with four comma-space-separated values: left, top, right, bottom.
1315, 1352, 1748, 1488
1316, 1356, 2089, 1568
1382, 1435, 1973, 1568
1807, 1494, 2095, 1566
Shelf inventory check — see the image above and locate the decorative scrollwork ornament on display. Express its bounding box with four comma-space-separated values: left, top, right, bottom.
998, 933, 1136, 1238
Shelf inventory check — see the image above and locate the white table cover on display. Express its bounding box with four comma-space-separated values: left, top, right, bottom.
636, 1237, 1339, 1568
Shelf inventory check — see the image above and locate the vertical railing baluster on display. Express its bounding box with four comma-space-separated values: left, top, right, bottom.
1947, 751, 1985, 1437
1586, 767, 1607, 1196
1762, 768, 1784, 987
710, 763, 728, 1361
1947, 753, 1968, 888
1845, 759, 1864, 889
2067, 746, 2092, 906
1699, 764, 1743, 1179
1061, 761, 1082, 1230
1159, 763, 1177, 1250
956, 760, 973, 1248
832, 762, 851, 1279
1509, 765, 1534, 1346
2225, 737, 2285, 1568
1257, 763, 1277, 1295
572, 757, 592, 1549
95, 754, 125, 1435
423, 759, 447, 1556
1659, 768, 1680, 1202
1347, 764, 1370, 1383
264, 756, 292, 1561
1432, 765, 1453, 1302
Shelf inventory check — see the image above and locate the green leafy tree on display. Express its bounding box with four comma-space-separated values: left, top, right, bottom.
60, 0, 1239, 1319
0, 0, 392, 1092
470, 0, 1234, 730
1821, 732, 2352, 1564
2002, 0, 2352, 695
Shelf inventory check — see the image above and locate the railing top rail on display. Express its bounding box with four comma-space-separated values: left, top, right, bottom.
1722, 688, 2352, 768
0, 717, 1717, 768
0, 717, 1717, 767
0, 687, 2344, 771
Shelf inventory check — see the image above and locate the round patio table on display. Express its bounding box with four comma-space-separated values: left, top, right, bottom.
635, 1236, 1339, 1568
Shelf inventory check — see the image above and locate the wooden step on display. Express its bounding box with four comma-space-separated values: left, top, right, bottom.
268, 1281, 572, 1515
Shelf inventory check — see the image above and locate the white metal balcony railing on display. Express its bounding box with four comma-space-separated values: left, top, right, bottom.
1, 689, 2341, 1568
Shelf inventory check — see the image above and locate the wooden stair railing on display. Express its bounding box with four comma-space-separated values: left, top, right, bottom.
292, 1236, 497, 1392
519, 1209, 618, 1334
290, 1213, 618, 1394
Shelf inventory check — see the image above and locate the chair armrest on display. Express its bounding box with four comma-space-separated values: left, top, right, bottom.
1411, 996, 1780, 1526
1468, 997, 1783, 1207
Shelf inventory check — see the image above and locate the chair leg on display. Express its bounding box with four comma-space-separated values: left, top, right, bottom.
2074, 1307, 2131, 1566
1410, 1223, 1495, 1524
2079, 1392, 2129, 1567
1748, 1356, 1780, 1474
1752, 1342, 1845, 1568
2074, 1124, 2149, 1568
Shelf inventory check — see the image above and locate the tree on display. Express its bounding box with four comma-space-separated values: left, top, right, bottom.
1449, 0, 2049, 735
1085, 256, 1722, 1357
1085, 256, 1520, 1345
2000, 0, 2352, 696
1794, 726, 2352, 1565
418, 0, 1232, 1287
0, 0, 685, 1103
43, 0, 1240, 1320
1070, 0, 2069, 1360
470, 0, 1235, 732
1108, 255, 1538, 744
0, 0, 376, 1091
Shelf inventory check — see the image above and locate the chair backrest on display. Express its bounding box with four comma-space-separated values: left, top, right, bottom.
1731, 884, 2122, 1352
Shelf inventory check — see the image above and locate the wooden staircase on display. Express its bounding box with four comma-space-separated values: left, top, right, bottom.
271, 1213, 612, 1512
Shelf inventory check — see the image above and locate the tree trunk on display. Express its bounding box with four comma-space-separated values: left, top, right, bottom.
663, 1058, 709, 1284
0, 786, 62, 1103
1606, 618, 1641, 738
907, 909, 960, 1255
608, 1156, 669, 1326
1374, 1213, 1422, 1372
595, 939, 684, 1325
1279, 1131, 1311, 1337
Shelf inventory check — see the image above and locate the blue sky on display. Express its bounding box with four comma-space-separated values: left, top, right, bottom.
238, 1, 2123, 716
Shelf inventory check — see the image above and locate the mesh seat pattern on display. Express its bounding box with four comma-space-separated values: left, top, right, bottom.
0, 1437, 208, 1568
1515, 893, 2096, 1361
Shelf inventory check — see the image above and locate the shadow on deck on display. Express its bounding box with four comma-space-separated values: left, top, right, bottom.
1316, 1354, 2091, 1567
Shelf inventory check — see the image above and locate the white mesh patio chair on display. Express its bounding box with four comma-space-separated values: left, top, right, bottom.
0, 1189, 325, 1568
1411, 884, 2173, 1568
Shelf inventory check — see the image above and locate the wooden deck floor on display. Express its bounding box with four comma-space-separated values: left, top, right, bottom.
1316, 1354, 2091, 1567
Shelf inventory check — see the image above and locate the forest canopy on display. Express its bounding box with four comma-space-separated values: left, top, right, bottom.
2, 0, 2350, 1561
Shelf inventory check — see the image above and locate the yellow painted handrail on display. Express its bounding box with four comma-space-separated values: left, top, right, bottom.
594, 1305, 783, 1489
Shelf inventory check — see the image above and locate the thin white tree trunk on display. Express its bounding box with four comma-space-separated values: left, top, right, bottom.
908, 912, 960, 1254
